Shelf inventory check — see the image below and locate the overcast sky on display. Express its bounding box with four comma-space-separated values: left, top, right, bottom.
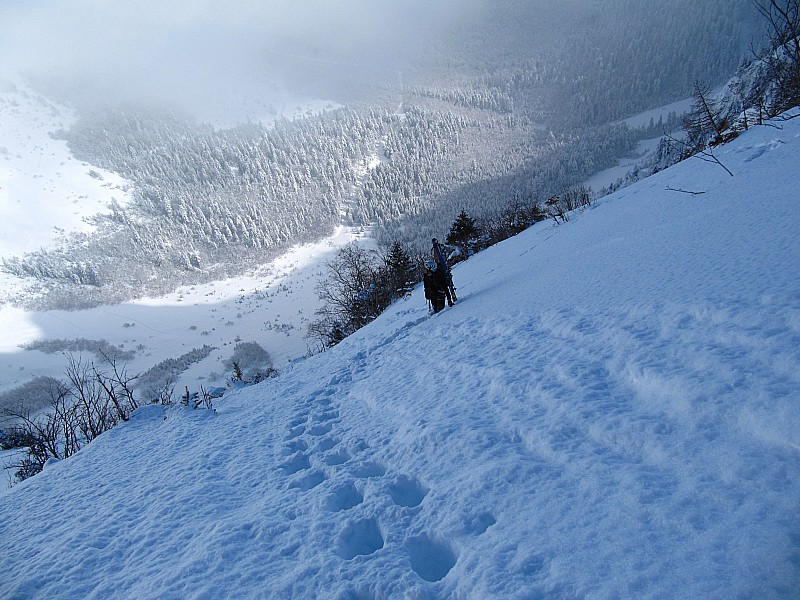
0, 0, 490, 118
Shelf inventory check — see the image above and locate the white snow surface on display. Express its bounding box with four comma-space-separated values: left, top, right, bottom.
1, 113, 800, 599
0, 81, 132, 259
0, 80, 133, 302
0, 226, 371, 397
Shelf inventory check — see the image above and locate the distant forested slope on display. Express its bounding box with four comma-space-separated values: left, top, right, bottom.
422, 0, 759, 126
3, 0, 762, 309
4, 108, 385, 306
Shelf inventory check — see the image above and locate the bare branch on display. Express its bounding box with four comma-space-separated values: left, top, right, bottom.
695, 147, 735, 177
666, 186, 707, 195
662, 132, 735, 177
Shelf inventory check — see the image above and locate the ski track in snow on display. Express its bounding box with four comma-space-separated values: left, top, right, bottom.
1, 113, 799, 598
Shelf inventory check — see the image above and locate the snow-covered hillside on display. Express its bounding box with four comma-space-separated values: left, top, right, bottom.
0, 81, 132, 299
0, 83, 368, 398
0, 81, 131, 257
0, 225, 370, 398
1, 112, 799, 599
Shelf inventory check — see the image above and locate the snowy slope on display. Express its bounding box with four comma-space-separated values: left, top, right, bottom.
0, 81, 132, 269
0, 81, 368, 398
1, 113, 799, 599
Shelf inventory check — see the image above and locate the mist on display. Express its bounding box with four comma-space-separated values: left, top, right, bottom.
2, 0, 761, 125
0, 0, 492, 120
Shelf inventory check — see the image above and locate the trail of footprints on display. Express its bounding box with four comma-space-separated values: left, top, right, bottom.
278, 381, 492, 584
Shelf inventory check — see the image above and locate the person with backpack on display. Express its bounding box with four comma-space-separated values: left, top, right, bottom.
423, 259, 450, 313
431, 238, 457, 306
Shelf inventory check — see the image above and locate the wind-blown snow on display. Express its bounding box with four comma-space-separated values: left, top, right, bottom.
1, 113, 799, 599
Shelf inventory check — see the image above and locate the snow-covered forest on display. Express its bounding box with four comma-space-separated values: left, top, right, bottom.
1, 0, 761, 310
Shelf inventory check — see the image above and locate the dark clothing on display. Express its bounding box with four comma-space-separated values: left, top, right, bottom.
423, 268, 449, 313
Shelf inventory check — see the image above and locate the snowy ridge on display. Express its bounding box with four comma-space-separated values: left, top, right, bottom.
1, 113, 799, 598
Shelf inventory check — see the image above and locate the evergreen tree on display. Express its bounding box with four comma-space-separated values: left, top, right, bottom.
446, 210, 482, 258
384, 241, 416, 300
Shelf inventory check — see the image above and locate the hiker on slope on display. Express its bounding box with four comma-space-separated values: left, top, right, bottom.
423, 259, 450, 313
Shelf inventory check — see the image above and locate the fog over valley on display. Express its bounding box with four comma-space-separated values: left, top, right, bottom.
1, 1, 760, 120
2, 0, 498, 120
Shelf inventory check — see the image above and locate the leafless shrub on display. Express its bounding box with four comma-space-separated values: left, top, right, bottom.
3, 353, 141, 483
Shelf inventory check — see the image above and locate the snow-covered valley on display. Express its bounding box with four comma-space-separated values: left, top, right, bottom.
1, 106, 798, 598
0, 82, 373, 402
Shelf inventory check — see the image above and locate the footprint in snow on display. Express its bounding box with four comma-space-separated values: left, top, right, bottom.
282, 438, 308, 455
326, 481, 364, 512
287, 415, 307, 428
742, 138, 784, 162
336, 518, 384, 560
463, 512, 496, 536
309, 386, 336, 405
313, 409, 340, 422
280, 452, 310, 475
349, 461, 387, 478
406, 534, 458, 582
314, 436, 340, 452
327, 372, 349, 386
289, 470, 326, 492
387, 475, 428, 508
323, 448, 351, 466
307, 422, 334, 436
285, 424, 305, 440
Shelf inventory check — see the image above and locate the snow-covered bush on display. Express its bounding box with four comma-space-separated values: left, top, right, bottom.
0, 376, 64, 416
21, 338, 135, 362
137, 345, 216, 403
225, 342, 276, 384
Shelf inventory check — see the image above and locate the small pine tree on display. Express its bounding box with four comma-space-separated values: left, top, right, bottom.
446, 210, 482, 258
384, 241, 416, 300
231, 360, 244, 382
